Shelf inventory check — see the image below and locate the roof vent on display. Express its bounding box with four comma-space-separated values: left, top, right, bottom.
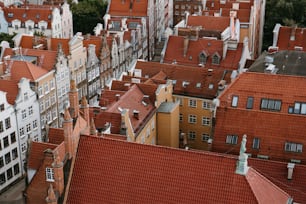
133, 110, 139, 120
182, 81, 190, 88
115, 94, 120, 101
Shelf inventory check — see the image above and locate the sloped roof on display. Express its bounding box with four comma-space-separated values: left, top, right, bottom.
10, 60, 49, 82
66, 135, 293, 203
135, 60, 232, 99
83, 35, 102, 57
187, 15, 230, 31
48, 128, 64, 145
3, 6, 53, 28
277, 26, 306, 51
0, 79, 18, 105
163, 35, 243, 70
50, 38, 70, 56
108, 0, 148, 16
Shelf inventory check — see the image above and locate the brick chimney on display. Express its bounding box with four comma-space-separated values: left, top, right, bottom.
236, 134, 249, 175
52, 151, 64, 195
63, 108, 73, 159
90, 118, 97, 136
80, 96, 89, 126
45, 184, 57, 204
68, 80, 79, 119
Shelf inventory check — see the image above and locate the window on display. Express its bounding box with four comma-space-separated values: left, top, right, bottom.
19, 127, 25, 137
0, 156, 3, 168
46, 167, 54, 182
0, 121, 3, 133
199, 52, 207, 65
252, 138, 260, 149
45, 97, 50, 109
293, 102, 306, 114
260, 98, 281, 111
202, 101, 211, 109
12, 148, 18, 160
0, 104, 4, 111
28, 106, 33, 115
226, 135, 238, 144
38, 86, 43, 97
285, 142, 303, 153
188, 131, 196, 140
212, 54, 220, 64
202, 117, 211, 126
201, 134, 210, 142
189, 99, 197, 108
246, 97, 254, 109
7, 168, 12, 180
3, 136, 9, 148
188, 115, 197, 124
13, 164, 20, 175
40, 101, 44, 112
26, 123, 31, 133
33, 120, 38, 129
231, 96, 238, 107
0, 173, 5, 185
22, 109, 27, 119
10, 132, 16, 144
179, 114, 183, 122
44, 82, 49, 94
5, 152, 11, 164
4, 118, 10, 129
21, 143, 26, 153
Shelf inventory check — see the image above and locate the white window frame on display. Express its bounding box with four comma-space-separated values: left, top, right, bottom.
189, 99, 197, 108
202, 117, 211, 126
188, 115, 197, 124
226, 135, 238, 144
232, 96, 238, 107
188, 131, 196, 140
46, 167, 54, 182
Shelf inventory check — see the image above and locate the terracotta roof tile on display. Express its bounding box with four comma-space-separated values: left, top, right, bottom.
48, 128, 64, 145
50, 38, 70, 56
0, 79, 18, 105
187, 15, 230, 31
10, 60, 49, 82
108, 0, 148, 16
83, 36, 102, 57
66, 135, 295, 203
277, 26, 306, 51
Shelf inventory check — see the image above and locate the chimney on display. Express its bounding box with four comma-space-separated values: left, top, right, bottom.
290, 25, 297, 41
52, 151, 64, 194
287, 163, 295, 180
45, 184, 57, 204
183, 36, 189, 57
80, 96, 89, 126
115, 94, 120, 101
236, 134, 249, 175
133, 110, 139, 120
90, 118, 97, 136
68, 80, 79, 119
63, 108, 73, 159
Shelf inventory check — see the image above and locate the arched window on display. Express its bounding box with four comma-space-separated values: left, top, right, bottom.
199, 52, 207, 65
212, 53, 221, 64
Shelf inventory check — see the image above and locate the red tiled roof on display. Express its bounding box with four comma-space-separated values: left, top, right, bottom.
277, 26, 306, 51
135, 60, 232, 99
187, 15, 230, 31
108, 0, 148, 16
163, 35, 243, 70
27, 142, 58, 170
83, 35, 102, 57
50, 38, 70, 56
20, 35, 35, 49
10, 60, 49, 82
3, 6, 53, 28
66, 135, 294, 203
48, 128, 64, 145
0, 79, 18, 105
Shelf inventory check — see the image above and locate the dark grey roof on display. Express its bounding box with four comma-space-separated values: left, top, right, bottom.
248, 50, 306, 76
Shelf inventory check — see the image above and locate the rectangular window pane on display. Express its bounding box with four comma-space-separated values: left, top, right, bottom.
231, 96, 238, 107
301, 104, 306, 114
246, 97, 254, 109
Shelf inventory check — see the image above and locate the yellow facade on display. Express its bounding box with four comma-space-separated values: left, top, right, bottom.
174, 95, 213, 150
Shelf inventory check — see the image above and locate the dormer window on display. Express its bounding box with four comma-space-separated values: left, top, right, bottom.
199, 51, 208, 65
46, 167, 54, 182
8, 13, 13, 18
212, 53, 221, 65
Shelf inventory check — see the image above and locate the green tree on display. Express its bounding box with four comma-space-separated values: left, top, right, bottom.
70, 0, 108, 35
263, 0, 306, 51
0, 33, 16, 47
